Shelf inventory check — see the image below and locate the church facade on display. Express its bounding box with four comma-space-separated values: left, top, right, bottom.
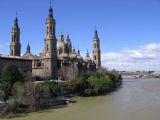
0, 4, 101, 79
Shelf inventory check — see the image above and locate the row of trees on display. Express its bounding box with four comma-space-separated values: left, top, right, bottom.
64, 70, 122, 96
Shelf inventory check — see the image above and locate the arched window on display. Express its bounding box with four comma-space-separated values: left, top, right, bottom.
47, 44, 49, 51
14, 35, 16, 42
47, 26, 49, 34
12, 50, 13, 56
50, 26, 52, 34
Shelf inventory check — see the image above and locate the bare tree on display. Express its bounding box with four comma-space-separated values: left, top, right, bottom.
97, 66, 108, 74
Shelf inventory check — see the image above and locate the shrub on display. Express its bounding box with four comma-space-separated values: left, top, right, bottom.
64, 80, 77, 94
41, 81, 60, 97
12, 82, 24, 102
86, 74, 112, 95
77, 73, 115, 96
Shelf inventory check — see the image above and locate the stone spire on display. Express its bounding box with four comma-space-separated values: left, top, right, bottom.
10, 15, 21, 56
14, 15, 18, 28
48, 0, 53, 20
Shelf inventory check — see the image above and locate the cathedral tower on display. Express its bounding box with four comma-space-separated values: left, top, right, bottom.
44, 2, 57, 79
10, 16, 21, 56
93, 29, 101, 69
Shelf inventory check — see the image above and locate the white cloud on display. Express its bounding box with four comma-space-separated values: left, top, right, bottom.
102, 43, 160, 71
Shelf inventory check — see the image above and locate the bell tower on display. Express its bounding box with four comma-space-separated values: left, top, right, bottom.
93, 29, 101, 69
44, 1, 57, 79
10, 15, 21, 56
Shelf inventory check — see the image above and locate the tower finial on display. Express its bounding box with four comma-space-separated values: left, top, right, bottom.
48, 0, 53, 19
94, 28, 98, 39
26, 41, 31, 54
60, 28, 63, 35
14, 12, 18, 27
95, 27, 98, 34
16, 12, 18, 18
50, 0, 52, 8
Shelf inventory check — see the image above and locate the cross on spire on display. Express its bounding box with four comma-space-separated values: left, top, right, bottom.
14, 12, 19, 27
16, 12, 18, 18
50, 0, 52, 8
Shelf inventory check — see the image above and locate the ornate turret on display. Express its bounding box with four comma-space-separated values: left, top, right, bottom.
65, 35, 72, 53
72, 46, 76, 53
85, 50, 92, 63
10, 15, 21, 56
77, 49, 80, 56
93, 29, 101, 69
26, 43, 31, 54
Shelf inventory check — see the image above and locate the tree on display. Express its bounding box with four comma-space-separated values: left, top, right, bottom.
23, 81, 52, 111
0, 64, 23, 99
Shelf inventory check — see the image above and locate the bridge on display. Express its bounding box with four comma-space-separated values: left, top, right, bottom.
120, 71, 160, 79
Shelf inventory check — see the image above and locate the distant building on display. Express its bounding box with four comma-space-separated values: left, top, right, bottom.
0, 3, 101, 79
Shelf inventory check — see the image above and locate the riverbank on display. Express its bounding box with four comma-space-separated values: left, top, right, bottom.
0, 70, 122, 118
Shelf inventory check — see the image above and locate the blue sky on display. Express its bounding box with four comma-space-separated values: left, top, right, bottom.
0, 0, 160, 71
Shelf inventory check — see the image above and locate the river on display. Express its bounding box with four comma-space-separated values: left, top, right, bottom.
8, 78, 160, 120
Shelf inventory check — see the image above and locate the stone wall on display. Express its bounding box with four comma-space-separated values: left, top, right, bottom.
0, 56, 32, 75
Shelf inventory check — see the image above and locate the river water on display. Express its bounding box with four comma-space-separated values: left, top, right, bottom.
8, 78, 160, 120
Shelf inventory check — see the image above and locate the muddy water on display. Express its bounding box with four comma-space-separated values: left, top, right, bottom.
9, 78, 160, 120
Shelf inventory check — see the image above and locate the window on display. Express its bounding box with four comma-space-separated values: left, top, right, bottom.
47, 44, 49, 51
12, 50, 13, 55
94, 43, 96, 48
50, 26, 52, 34
14, 36, 16, 42
94, 56, 96, 60
47, 27, 49, 34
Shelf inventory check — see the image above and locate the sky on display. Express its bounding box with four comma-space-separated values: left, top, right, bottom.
0, 0, 160, 71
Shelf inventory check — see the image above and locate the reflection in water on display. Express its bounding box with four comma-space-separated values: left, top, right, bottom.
10, 78, 160, 120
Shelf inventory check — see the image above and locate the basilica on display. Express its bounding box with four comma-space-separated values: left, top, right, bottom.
0, 4, 101, 79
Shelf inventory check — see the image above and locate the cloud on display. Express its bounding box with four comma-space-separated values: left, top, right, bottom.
102, 43, 160, 71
